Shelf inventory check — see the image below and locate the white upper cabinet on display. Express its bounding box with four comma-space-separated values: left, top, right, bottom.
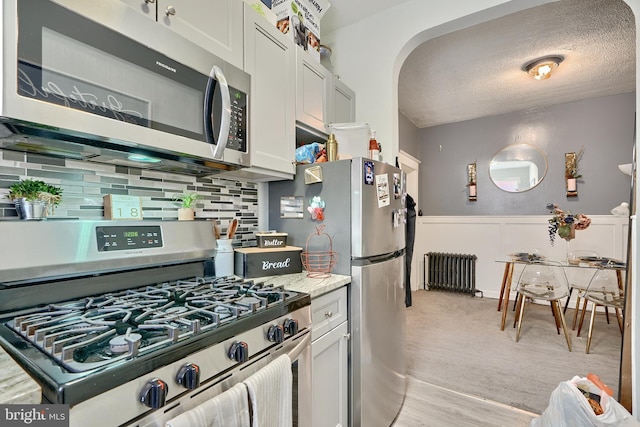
296, 46, 331, 133
331, 77, 356, 124
295, 47, 356, 134
240, 4, 296, 180
119, 0, 244, 68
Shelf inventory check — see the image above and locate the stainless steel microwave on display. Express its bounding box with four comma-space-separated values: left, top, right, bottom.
0, 0, 250, 176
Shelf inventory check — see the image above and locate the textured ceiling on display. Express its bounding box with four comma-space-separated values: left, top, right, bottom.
397, 0, 635, 128
321, 0, 636, 130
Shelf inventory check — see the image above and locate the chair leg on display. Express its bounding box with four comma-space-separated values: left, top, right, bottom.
498, 263, 510, 311
586, 303, 598, 354
605, 306, 610, 324
571, 295, 582, 330
577, 298, 589, 337
513, 294, 522, 329
563, 287, 574, 314
515, 294, 527, 342
616, 308, 624, 334
550, 301, 561, 334
555, 300, 572, 352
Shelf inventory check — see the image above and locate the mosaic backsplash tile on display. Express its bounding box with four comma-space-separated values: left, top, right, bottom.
0, 150, 259, 247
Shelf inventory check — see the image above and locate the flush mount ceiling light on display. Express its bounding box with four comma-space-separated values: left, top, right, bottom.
523, 56, 564, 80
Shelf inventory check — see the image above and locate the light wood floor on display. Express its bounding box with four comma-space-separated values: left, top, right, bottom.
393, 376, 538, 427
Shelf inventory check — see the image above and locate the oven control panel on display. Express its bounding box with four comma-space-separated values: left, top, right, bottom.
96, 226, 163, 252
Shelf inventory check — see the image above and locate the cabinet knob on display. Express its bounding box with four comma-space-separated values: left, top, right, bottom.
176, 363, 201, 389
165, 6, 176, 16
139, 378, 169, 409
324, 311, 333, 318
343, 333, 351, 340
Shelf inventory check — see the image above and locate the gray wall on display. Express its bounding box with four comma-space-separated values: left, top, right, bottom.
415, 92, 635, 215
398, 111, 421, 160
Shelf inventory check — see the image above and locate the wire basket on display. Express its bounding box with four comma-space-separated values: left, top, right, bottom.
301, 225, 337, 278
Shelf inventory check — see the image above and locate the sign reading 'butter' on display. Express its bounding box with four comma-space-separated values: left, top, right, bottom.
256, 232, 288, 248
234, 246, 302, 278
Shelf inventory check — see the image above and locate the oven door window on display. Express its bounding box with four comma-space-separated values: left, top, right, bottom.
15, 0, 245, 152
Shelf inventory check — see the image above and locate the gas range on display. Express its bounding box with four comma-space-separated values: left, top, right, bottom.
0, 220, 311, 427
7, 276, 304, 373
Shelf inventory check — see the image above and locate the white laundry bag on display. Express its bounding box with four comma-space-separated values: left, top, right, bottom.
531, 376, 639, 427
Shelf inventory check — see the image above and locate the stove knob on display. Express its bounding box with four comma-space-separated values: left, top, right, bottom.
176, 363, 201, 389
283, 318, 299, 336
228, 341, 249, 362
268, 324, 285, 343
139, 378, 169, 409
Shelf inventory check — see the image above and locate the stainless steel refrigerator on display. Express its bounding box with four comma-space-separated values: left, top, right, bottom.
269, 158, 407, 427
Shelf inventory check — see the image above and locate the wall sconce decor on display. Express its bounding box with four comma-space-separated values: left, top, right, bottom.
565, 152, 579, 197
467, 162, 477, 201
523, 55, 564, 80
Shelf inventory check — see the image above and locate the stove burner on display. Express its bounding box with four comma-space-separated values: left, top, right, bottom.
109, 330, 142, 354
5, 276, 302, 372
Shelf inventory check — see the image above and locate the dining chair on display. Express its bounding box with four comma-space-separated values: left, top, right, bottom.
563, 250, 600, 329
578, 267, 624, 354
514, 260, 572, 351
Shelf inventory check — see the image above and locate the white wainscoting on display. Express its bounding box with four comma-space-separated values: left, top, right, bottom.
411, 216, 629, 300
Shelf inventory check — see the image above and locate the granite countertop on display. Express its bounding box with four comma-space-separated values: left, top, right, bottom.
0, 272, 350, 405
0, 348, 41, 404
254, 272, 351, 299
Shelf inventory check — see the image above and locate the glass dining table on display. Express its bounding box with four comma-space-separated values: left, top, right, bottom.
496, 254, 626, 331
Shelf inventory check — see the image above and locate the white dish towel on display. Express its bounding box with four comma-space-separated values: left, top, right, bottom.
165, 382, 250, 427
243, 354, 293, 427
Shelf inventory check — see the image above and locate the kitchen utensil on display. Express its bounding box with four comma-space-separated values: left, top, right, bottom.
212, 219, 221, 239
228, 218, 238, 239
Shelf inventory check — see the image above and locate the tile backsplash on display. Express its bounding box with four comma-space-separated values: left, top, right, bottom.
0, 150, 259, 246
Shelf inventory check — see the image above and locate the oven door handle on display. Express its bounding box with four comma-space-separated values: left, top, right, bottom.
204, 65, 231, 160
288, 330, 311, 362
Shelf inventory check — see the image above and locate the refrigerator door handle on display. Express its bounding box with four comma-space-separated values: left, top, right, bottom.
352, 249, 405, 266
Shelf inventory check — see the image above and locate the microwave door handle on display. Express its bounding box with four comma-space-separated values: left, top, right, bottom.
205, 65, 231, 160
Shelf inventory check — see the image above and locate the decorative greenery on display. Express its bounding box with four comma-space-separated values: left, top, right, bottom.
8, 179, 63, 215
567, 147, 585, 179
546, 203, 591, 245
173, 192, 202, 209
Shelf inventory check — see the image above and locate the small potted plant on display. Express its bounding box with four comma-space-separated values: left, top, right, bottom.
173, 192, 202, 221
8, 179, 63, 220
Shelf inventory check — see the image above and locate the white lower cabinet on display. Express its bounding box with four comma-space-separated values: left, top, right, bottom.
311, 286, 348, 427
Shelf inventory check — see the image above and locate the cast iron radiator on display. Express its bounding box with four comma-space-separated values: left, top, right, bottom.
424, 252, 482, 296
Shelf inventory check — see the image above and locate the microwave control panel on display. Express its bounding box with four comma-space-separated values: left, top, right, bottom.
226, 87, 247, 152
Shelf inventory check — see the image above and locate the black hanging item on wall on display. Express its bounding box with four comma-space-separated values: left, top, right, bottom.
405, 194, 417, 307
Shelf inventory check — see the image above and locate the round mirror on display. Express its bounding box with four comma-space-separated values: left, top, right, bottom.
489, 143, 547, 192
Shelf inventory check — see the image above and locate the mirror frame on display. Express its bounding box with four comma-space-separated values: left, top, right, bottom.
489, 143, 548, 193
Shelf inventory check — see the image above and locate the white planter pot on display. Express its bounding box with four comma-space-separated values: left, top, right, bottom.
177, 208, 195, 221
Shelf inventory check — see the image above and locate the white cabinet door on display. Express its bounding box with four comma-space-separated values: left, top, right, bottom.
244, 5, 296, 177
296, 47, 331, 133
119, 0, 156, 19
330, 77, 356, 125
312, 321, 348, 427
311, 286, 347, 341
157, 0, 243, 68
